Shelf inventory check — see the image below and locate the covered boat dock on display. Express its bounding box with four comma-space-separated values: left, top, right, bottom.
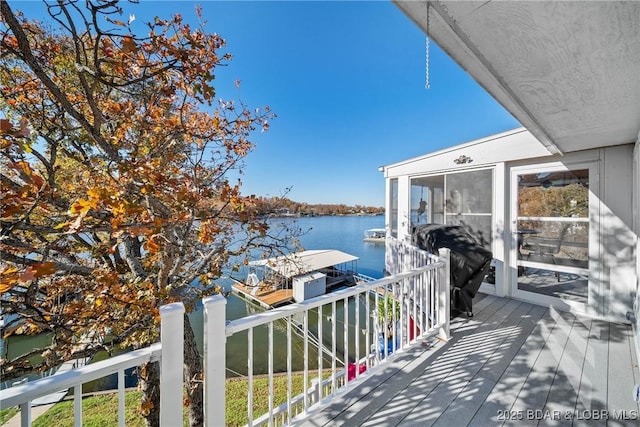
232, 249, 359, 309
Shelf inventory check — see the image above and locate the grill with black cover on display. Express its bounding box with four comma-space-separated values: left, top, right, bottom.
411, 224, 493, 317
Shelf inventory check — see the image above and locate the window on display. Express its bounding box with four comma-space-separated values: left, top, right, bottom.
410, 169, 493, 250
390, 178, 398, 238
445, 169, 493, 250
410, 175, 444, 226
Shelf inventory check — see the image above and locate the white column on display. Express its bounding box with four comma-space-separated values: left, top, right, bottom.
438, 248, 451, 341
398, 175, 411, 241
203, 295, 227, 427
159, 302, 185, 427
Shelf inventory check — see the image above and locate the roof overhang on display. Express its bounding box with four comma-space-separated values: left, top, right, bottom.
394, 1, 640, 154
250, 249, 358, 279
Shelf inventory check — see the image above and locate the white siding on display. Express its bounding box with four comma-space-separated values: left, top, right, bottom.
633, 139, 640, 364
600, 144, 636, 319
383, 128, 549, 178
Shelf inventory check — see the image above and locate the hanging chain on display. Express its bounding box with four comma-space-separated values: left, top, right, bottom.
425, 36, 430, 90
425, 2, 431, 90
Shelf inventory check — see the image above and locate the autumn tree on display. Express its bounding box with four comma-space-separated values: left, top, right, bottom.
0, 1, 288, 425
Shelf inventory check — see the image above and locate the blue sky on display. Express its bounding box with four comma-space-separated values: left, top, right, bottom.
11, 1, 521, 207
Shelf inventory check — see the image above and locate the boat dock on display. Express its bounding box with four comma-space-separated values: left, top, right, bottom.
231, 280, 294, 309
232, 249, 362, 309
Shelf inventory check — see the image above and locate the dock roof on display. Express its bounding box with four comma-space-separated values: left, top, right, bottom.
249, 249, 358, 279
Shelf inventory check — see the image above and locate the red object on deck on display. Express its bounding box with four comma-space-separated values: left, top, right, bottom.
347, 363, 367, 381
409, 316, 421, 340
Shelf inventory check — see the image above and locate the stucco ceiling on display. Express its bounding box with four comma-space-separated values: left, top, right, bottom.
394, 1, 640, 155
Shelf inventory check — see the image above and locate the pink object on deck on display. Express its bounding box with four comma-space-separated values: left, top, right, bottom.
347, 363, 367, 381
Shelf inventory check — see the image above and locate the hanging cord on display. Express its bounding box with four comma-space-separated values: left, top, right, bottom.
425, 2, 431, 90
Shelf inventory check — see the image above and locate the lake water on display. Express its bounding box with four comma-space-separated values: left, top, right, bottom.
189, 214, 386, 376
267, 214, 386, 278
2, 215, 386, 387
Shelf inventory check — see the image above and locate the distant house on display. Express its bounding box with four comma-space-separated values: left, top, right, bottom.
384, 1, 639, 359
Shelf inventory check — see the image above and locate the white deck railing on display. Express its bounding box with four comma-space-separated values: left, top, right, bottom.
385, 237, 436, 275
204, 246, 450, 426
1, 246, 449, 427
0, 304, 185, 427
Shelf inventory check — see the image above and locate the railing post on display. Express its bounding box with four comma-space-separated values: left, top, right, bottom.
159, 302, 185, 427
19, 401, 31, 427
437, 248, 451, 341
203, 295, 227, 427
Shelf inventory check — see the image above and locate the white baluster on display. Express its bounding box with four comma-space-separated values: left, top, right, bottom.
159, 302, 184, 427
437, 248, 451, 341
203, 295, 226, 427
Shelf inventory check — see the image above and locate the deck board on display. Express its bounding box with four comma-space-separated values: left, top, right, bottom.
608, 321, 640, 415
295, 293, 640, 427
542, 313, 592, 424
574, 318, 609, 416
427, 301, 537, 427
506, 308, 575, 423
396, 300, 524, 426
436, 303, 547, 427
467, 304, 550, 426
231, 283, 294, 308
337, 297, 517, 427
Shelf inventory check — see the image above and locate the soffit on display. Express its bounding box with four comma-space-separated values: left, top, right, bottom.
394, 1, 640, 154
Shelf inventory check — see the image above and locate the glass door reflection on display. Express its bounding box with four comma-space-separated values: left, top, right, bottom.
515, 169, 590, 304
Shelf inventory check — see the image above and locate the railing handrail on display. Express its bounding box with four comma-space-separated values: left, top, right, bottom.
226, 260, 445, 336
0, 343, 161, 409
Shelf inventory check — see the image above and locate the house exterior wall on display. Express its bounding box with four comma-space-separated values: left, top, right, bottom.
382, 131, 637, 323
633, 138, 640, 362
599, 144, 636, 320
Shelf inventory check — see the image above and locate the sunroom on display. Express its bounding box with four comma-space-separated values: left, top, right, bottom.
381, 127, 637, 325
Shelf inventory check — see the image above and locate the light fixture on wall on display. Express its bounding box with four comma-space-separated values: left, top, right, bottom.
453, 155, 473, 165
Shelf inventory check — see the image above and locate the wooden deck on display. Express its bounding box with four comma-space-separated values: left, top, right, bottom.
300, 294, 640, 426
232, 282, 294, 308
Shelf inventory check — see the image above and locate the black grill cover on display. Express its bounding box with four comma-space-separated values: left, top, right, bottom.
411, 224, 493, 315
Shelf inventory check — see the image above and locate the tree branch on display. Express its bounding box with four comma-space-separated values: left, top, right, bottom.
0, 0, 120, 161
0, 251, 94, 275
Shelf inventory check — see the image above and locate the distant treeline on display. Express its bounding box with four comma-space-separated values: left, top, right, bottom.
251, 196, 384, 217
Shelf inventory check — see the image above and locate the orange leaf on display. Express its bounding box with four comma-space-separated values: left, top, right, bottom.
31, 262, 57, 277
19, 268, 36, 282
122, 36, 138, 54
0, 267, 20, 293
9, 162, 45, 189
144, 237, 161, 253
0, 119, 13, 133
18, 118, 30, 137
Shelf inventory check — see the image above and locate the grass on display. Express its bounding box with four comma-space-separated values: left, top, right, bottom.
5, 372, 329, 427
32, 392, 155, 427
0, 408, 19, 424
